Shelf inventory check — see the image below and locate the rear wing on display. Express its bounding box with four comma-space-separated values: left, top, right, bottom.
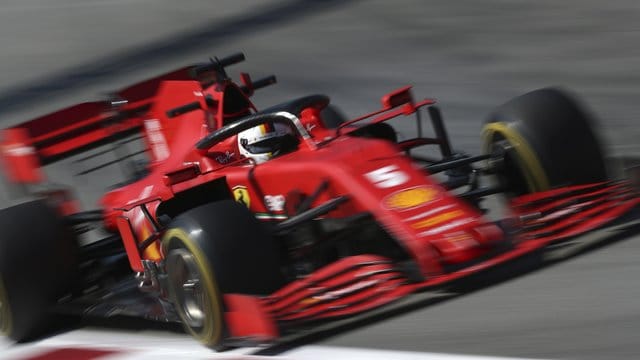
0, 52, 272, 185
0, 101, 145, 184
0, 62, 202, 185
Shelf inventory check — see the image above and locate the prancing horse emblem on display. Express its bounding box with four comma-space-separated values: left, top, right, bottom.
232, 185, 250, 208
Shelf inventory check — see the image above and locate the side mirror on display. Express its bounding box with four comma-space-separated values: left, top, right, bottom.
381, 86, 414, 110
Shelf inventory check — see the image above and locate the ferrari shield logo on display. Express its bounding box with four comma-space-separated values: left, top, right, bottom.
233, 186, 250, 208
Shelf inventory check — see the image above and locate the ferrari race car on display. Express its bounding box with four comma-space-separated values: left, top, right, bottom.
0, 53, 638, 349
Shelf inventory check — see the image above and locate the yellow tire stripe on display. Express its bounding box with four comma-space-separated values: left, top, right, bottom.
0, 274, 12, 337
161, 229, 223, 347
482, 122, 550, 192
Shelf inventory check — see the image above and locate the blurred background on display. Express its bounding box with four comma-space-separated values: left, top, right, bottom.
0, 1, 639, 359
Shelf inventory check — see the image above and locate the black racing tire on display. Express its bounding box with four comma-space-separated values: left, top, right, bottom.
261, 95, 347, 129
349, 122, 398, 143
320, 104, 348, 129
0, 200, 78, 342
482, 87, 607, 195
161, 200, 283, 349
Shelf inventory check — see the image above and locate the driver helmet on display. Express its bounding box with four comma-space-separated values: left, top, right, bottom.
237, 121, 294, 164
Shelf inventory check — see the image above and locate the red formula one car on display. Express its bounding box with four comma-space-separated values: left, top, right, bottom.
0, 53, 637, 349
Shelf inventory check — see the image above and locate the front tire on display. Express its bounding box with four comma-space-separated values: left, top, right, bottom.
164, 236, 225, 348
483, 87, 607, 195
161, 200, 283, 349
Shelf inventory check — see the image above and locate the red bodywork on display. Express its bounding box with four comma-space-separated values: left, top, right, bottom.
1, 59, 638, 344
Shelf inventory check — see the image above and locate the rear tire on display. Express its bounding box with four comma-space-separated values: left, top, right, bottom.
483, 87, 607, 195
162, 200, 283, 349
0, 200, 78, 341
320, 104, 348, 129
260, 94, 347, 129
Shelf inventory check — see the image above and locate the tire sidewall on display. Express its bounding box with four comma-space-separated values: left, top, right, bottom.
0, 200, 78, 341
162, 230, 225, 347
161, 200, 283, 348
484, 88, 607, 193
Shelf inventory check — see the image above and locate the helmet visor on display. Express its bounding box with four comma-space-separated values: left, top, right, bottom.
243, 136, 283, 154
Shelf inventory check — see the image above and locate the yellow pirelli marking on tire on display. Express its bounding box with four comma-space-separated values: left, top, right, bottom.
161, 229, 223, 347
0, 274, 12, 336
482, 122, 550, 192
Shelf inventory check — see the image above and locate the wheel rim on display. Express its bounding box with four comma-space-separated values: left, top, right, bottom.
490, 139, 531, 196
482, 121, 549, 192
0, 274, 11, 336
167, 250, 209, 329
162, 228, 224, 347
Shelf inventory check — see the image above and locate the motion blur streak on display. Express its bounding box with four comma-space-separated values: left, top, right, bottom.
1, 332, 548, 360
0, 1, 639, 359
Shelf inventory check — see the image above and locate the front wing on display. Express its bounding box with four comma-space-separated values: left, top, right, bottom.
254, 181, 639, 328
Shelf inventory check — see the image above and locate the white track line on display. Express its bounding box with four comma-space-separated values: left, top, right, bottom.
0, 329, 548, 360
285, 346, 545, 360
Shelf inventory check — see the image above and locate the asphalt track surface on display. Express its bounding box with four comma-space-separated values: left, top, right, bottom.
1, 1, 640, 359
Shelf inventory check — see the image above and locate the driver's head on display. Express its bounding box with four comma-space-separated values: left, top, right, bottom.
237, 121, 296, 164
